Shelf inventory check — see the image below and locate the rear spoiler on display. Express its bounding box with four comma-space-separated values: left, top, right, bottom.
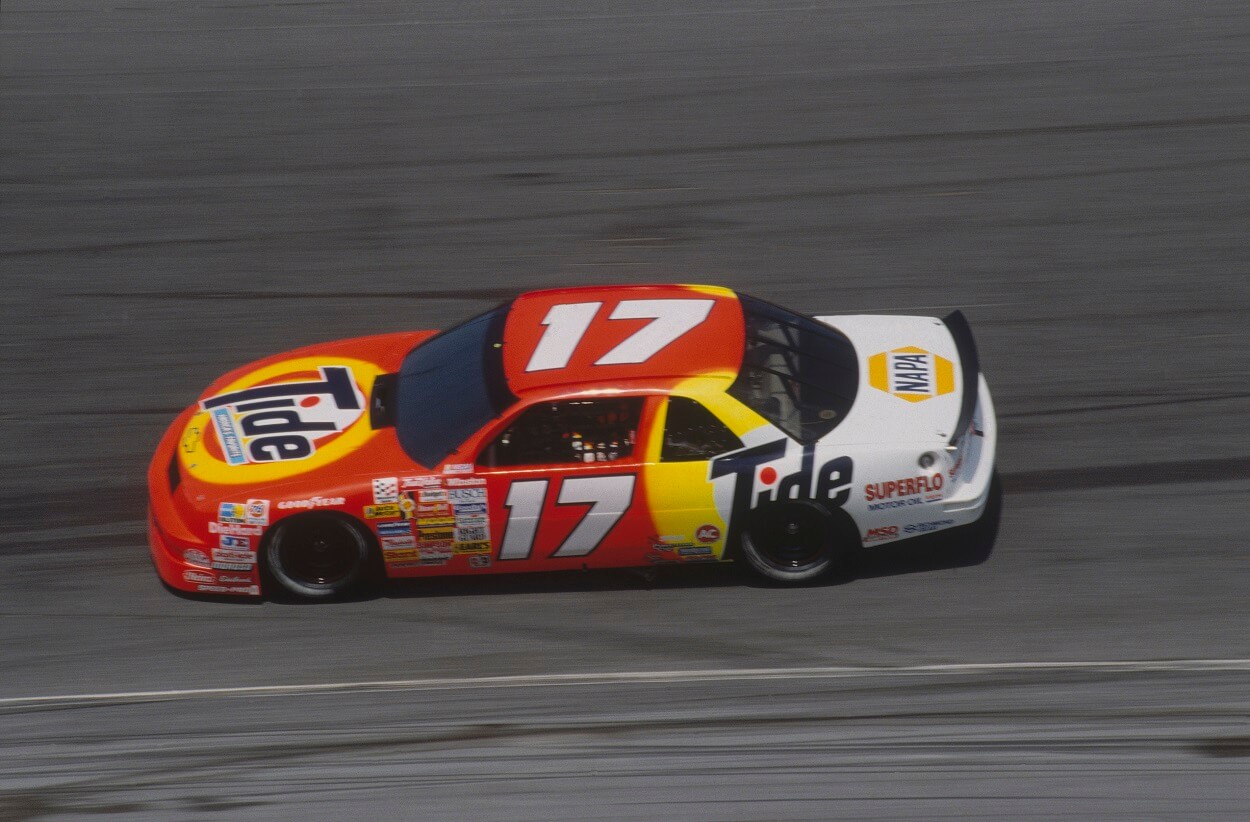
942, 310, 980, 446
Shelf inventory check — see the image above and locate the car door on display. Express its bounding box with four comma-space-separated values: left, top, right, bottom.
472, 395, 659, 572
639, 394, 747, 564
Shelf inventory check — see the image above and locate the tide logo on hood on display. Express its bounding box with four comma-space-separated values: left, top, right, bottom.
868, 346, 955, 403
183, 356, 382, 485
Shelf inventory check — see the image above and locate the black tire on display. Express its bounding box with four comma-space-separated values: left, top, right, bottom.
738, 500, 852, 584
263, 513, 377, 601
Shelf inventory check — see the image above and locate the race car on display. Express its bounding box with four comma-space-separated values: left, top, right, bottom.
148, 284, 996, 600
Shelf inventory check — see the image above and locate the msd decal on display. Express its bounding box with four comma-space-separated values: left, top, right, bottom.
868, 346, 955, 403
200, 366, 365, 464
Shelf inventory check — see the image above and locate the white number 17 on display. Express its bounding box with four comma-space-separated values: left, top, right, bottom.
525, 298, 715, 372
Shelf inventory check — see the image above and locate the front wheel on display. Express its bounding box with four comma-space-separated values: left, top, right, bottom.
264, 513, 378, 601
738, 501, 853, 584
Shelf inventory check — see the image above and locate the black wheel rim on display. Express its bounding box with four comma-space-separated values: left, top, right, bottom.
276, 519, 362, 587
754, 509, 827, 569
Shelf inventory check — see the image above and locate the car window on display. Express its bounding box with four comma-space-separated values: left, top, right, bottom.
660, 396, 743, 462
729, 295, 858, 443
479, 397, 644, 468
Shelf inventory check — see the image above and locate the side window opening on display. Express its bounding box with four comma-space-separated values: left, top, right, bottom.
661, 396, 744, 462
479, 397, 643, 468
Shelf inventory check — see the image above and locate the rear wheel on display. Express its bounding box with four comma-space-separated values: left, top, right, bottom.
738, 501, 852, 583
264, 513, 377, 601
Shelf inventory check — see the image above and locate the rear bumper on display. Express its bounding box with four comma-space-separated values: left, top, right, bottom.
941, 374, 997, 517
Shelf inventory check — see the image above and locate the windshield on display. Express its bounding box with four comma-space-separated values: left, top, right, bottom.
395, 305, 517, 467
728, 294, 859, 443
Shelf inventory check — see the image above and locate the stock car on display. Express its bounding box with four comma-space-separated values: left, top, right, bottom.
148, 284, 996, 600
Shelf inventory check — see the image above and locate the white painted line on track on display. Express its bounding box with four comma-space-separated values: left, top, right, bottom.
2, 659, 1248, 709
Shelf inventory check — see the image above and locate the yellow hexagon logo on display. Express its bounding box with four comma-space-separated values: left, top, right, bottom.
868, 346, 955, 403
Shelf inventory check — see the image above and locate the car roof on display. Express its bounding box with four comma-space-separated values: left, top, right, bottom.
500, 284, 745, 396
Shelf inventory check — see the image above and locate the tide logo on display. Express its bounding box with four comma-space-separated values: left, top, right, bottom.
183, 357, 382, 485
868, 346, 955, 403
201, 366, 364, 465
710, 440, 854, 521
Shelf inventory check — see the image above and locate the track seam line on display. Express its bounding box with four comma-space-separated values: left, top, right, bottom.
3, 659, 1248, 708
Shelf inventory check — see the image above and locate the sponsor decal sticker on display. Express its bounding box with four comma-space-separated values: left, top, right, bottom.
384, 548, 420, 561
213, 548, 257, 565
218, 503, 246, 523
446, 477, 486, 487
196, 584, 260, 595
695, 524, 721, 544
443, 463, 473, 475
400, 475, 442, 488
180, 426, 201, 454
678, 545, 714, 557
381, 535, 418, 550
867, 346, 955, 403
208, 522, 263, 536
372, 477, 399, 504
468, 555, 491, 569
277, 496, 346, 510
217, 573, 254, 584
183, 549, 211, 567
418, 527, 456, 542
903, 519, 956, 534
418, 488, 448, 503
447, 487, 485, 502
219, 535, 251, 550
864, 473, 944, 510
376, 521, 412, 537
245, 499, 269, 525
213, 562, 252, 571
454, 525, 489, 543
184, 570, 216, 584
864, 525, 900, 543
453, 540, 491, 555
364, 503, 402, 519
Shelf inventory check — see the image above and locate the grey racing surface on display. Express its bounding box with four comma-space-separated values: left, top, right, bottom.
2, 1, 1249, 819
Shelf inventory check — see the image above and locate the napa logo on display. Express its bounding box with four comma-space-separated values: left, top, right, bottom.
868, 346, 955, 403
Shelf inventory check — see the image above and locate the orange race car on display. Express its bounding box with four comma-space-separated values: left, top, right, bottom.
148, 284, 996, 600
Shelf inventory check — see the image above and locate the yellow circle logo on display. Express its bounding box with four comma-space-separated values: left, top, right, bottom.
181, 356, 382, 485
867, 346, 955, 402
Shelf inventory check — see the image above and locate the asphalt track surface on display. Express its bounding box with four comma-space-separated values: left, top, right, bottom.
2, 1, 1250, 819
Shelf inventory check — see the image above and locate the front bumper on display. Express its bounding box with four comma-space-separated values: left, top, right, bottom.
147, 407, 262, 598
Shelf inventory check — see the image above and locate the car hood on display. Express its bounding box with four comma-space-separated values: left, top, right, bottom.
175, 330, 435, 494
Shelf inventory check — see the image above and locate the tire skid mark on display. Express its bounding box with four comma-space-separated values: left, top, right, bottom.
8, 154, 1249, 258
1003, 456, 1250, 494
